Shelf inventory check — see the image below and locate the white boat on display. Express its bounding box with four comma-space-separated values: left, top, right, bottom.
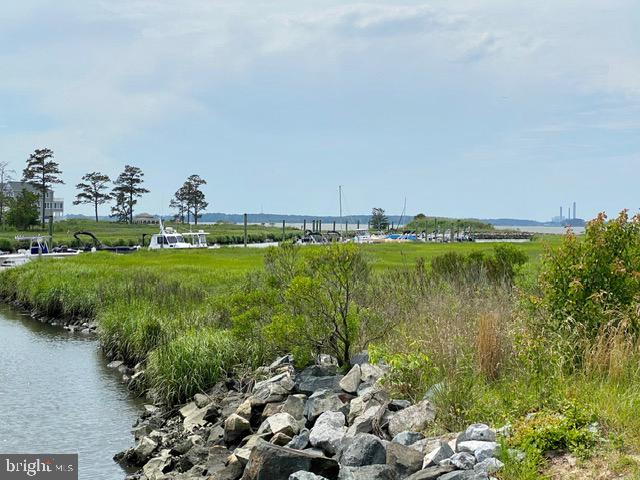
0, 235, 81, 269
181, 230, 210, 249
352, 230, 373, 244
148, 221, 218, 250
148, 223, 192, 250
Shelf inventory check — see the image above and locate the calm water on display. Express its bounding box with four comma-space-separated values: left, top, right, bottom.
0, 306, 142, 479
495, 225, 585, 234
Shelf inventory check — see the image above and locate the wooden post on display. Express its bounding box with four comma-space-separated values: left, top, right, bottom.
333, 221, 336, 231
282, 220, 286, 242
243, 213, 248, 247
303, 219, 306, 232
319, 220, 322, 232
357, 220, 360, 229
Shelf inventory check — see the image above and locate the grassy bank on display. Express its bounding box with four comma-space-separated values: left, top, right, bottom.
2, 225, 638, 478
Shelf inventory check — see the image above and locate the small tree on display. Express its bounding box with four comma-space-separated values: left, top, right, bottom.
110, 191, 130, 223
112, 165, 149, 224
6, 189, 39, 230
169, 195, 187, 223
176, 175, 208, 225
73, 172, 111, 222
266, 243, 371, 366
370, 207, 389, 231
22, 148, 64, 228
0, 161, 15, 225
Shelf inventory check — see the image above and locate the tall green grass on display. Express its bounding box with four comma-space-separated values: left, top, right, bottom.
147, 328, 240, 406
0, 240, 554, 406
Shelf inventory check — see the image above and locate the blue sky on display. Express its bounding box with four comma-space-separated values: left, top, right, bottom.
0, 1, 638, 221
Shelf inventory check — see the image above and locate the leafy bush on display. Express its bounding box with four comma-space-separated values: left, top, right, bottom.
538, 211, 640, 365
264, 243, 371, 367
369, 344, 440, 403
430, 245, 527, 286
0, 238, 13, 252
511, 401, 598, 459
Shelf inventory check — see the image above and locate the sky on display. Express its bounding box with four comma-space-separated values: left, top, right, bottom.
0, 1, 638, 221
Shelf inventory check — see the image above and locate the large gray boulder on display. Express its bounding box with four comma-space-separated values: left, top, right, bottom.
142, 449, 172, 480
346, 404, 385, 436
241, 439, 339, 480
338, 465, 397, 480
287, 429, 311, 450
309, 411, 347, 456
133, 436, 157, 464
359, 364, 386, 384
251, 372, 295, 406
422, 441, 454, 468
474, 457, 504, 475
296, 365, 343, 395
457, 441, 500, 462
283, 395, 307, 421
387, 401, 436, 438
304, 390, 348, 422
339, 433, 386, 467
339, 365, 362, 394
224, 413, 252, 444
391, 431, 424, 447
258, 412, 301, 437
463, 424, 496, 442
405, 465, 456, 480
385, 441, 423, 478
449, 452, 476, 470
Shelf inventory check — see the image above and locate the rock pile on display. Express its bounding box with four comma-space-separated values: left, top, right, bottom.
116, 355, 506, 480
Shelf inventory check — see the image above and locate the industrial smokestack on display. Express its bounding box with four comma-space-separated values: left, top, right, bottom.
560, 206, 563, 220
573, 202, 576, 220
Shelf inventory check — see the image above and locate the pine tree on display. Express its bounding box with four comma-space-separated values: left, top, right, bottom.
73, 172, 111, 222
111, 165, 149, 224
22, 148, 64, 227
370, 208, 389, 231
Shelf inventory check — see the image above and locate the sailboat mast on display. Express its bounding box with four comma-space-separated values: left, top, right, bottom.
339, 185, 342, 219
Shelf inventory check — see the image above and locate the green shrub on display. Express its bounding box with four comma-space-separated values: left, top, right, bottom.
369, 344, 440, 403
0, 238, 13, 252
264, 243, 371, 367
430, 245, 527, 287
538, 211, 640, 366
511, 401, 598, 459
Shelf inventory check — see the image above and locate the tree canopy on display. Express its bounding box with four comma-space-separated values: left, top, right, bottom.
22, 148, 63, 227
111, 165, 149, 224
73, 172, 111, 222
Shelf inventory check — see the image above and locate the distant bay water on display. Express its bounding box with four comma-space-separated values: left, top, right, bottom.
495, 225, 584, 235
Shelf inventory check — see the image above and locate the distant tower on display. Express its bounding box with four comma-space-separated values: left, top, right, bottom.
560, 206, 563, 221
568, 206, 571, 222
573, 202, 576, 220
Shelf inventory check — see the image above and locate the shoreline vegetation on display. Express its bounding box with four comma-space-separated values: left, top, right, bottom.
2, 212, 640, 478
0, 215, 502, 252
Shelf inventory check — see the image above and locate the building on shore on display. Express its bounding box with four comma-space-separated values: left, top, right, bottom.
133, 213, 159, 225
5, 182, 64, 220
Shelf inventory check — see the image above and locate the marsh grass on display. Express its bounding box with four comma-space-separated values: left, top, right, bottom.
147, 328, 240, 406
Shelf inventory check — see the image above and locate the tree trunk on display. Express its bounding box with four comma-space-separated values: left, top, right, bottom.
95, 200, 99, 222
41, 179, 46, 229
129, 191, 133, 224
